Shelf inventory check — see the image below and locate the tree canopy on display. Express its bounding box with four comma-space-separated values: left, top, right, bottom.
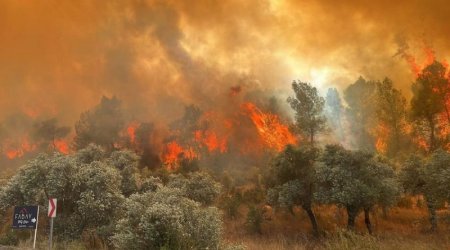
400, 150, 450, 230
287, 81, 326, 144
316, 144, 399, 232
74, 96, 125, 151
266, 145, 319, 234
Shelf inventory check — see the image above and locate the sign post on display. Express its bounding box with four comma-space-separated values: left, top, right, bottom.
33, 206, 39, 249
48, 198, 57, 250
12, 205, 39, 249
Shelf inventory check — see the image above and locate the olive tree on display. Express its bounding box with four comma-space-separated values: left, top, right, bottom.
111, 186, 222, 249
266, 145, 319, 235
400, 150, 450, 231
0, 147, 125, 239
316, 145, 399, 233
107, 150, 140, 197
167, 172, 222, 205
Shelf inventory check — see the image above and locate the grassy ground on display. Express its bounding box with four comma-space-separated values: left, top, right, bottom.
2, 202, 449, 249
223, 204, 450, 250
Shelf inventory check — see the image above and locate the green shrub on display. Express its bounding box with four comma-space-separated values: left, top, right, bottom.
168, 172, 222, 205
111, 187, 222, 249
245, 206, 263, 234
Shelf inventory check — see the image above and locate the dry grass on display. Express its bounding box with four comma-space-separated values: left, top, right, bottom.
224, 204, 450, 250
2, 201, 450, 249
225, 231, 450, 250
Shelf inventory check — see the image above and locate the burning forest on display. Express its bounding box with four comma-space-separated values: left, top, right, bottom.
1, 0, 450, 249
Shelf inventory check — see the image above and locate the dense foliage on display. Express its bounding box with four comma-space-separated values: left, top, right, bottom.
266, 145, 319, 234
111, 186, 222, 249
315, 145, 399, 233
400, 150, 450, 230
0, 145, 223, 248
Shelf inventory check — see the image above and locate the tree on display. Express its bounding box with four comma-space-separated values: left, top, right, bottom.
107, 150, 140, 197
134, 122, 161, 169
410, 61, 450, 152
400, 150, 450, 231
266, 145, 319, 235
0, 149, 125, 240
316, 145, 399, 233
287, 81, 326, 144
73, 160, 124, 236
375, 78, 408, 156
31, 118, 70, 152
74, 96, 125, 151
0, 153, 73, 211
170, 105, 203, 148
111, 186, 222, 249
344, 77, 377, 151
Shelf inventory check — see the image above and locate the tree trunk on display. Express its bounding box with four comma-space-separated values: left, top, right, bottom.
346, 206, 358, 231
303, 205, 319, 236
426, 199, 438, 231
364, 208, 372, 234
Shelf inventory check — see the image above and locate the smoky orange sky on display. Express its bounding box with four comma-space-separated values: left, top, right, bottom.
1, 0, 449, 128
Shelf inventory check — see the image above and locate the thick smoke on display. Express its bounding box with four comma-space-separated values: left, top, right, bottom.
0, 0, 449, 149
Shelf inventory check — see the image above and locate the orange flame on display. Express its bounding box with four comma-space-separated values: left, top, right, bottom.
241, 102, 297, 151
403, 53, 421, 78
54, 139, 69, 154
4, 137, 37, 159
423, 46, 435, 66
375, 123, 389, 154
161, 141, 196, 170
403, 45, 436, 78
415, 137, 429, 152
194, 130, 227, 153
126, 122, 140, 145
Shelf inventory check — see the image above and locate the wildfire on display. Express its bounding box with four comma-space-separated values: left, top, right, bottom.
415, 137, 430, 152
375, 123, 389, 154
403, 53, 421, 78
3, 138, 37, 159
161, 141, 197, 170
241, 102, 297, 152
402, 45, 436, 78
126, 122, 140, 145
54, 139, 70, 154
194, 130, 227, 153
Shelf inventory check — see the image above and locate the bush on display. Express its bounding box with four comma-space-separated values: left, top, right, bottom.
139, 176, 163, 193
0, 150, 125, 241
246, 206, 263, 234
111, 187, 222, 249
168, 172, 222, 205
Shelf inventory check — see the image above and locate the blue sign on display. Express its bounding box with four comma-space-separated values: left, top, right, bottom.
12, 206, 39, 229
